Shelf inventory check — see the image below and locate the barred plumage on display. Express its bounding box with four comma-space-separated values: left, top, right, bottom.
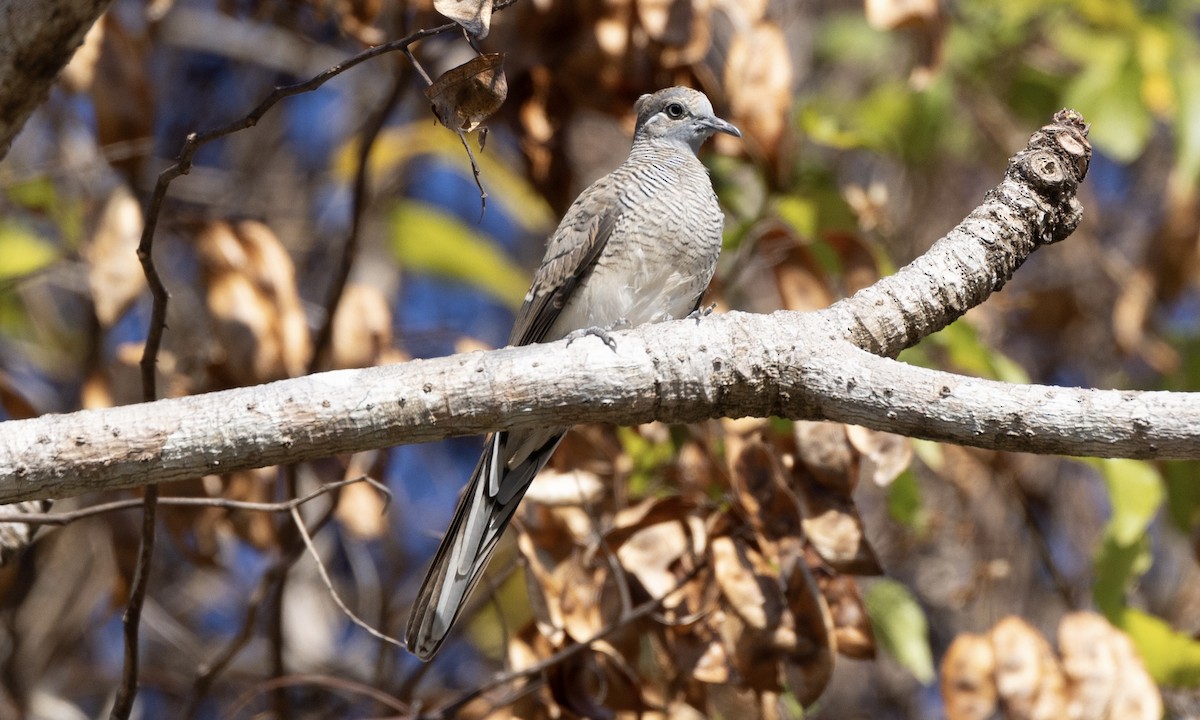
405, 87, 740, 660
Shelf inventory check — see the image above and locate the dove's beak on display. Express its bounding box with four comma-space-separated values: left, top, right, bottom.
703, 115, 742, 138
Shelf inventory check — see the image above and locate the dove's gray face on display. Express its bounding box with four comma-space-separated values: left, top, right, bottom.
633, 87, 741, 153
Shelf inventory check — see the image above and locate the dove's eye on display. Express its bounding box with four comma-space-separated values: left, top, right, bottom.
665, 102, 685, 119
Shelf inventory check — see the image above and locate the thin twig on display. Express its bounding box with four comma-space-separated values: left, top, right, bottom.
455, 130, 489, 220
227, 673, 411, 719
0, 475, 389, 526
109, 484, 158, 720
290, 505, 407, 649
1006, 468, 1079, 609
268, 466, 298, 718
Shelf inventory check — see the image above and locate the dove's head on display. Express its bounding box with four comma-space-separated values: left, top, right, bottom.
633, 86, 741, 154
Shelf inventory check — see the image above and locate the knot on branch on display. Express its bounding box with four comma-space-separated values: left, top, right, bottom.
1007, 108, 1091, 245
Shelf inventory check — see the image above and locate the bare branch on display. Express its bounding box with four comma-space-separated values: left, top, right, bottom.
290, 505, 406, 650
0, 474, 387, 525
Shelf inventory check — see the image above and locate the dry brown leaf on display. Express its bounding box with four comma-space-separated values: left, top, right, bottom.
730, 439, 804, 566
594, 0, 634, 59
793, 421, 855, 493
713, 0, 769, 27
425, 53, 507, 133
710, 536, 772, 629
941, 632, 998, 720
517, 530, 567, 646
1108, 651, 1163, 720
89, 14, 154, 181
990, 616, 1068, 720
845, 425, 913, 487
433, 0, 493, 38
792, 482, 881, 575
197, 220, 310, 385
781, 558, 835, 705
753, 222, 836, 311
223, 467, 280, 551
658, 0, 712, 67
724, 21, 792, 154
330, 283, 392, 369
818, 572, 875, 660
334, 477, 387, 539
525, 468, 606, 507
1058, 612, 1119, 720
864, 0, 945, 88
667, 611, 732, 684
557, 561, 617, 642
1113, 267, 1179, 373
864, 0, 939, 30
85, 185, 146, 327
615, 518, 690, 601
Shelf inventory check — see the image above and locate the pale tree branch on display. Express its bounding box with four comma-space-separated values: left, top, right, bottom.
0, 111, 1193, 511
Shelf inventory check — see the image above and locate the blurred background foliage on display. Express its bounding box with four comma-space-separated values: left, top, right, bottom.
0, 0, 1198, 717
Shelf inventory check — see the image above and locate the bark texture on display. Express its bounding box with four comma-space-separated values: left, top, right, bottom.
0, 0, 111, 158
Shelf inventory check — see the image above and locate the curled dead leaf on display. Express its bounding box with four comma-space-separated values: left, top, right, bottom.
781, 558, 835, 706
86, 185, 146, 328
724, 21, 792, 154
793, 481, 881, 575
425, 53, 507, 133
196, 220, 310, 385
864, 0, 945, 88
793, 421, 856, 493
1058, 612, 1161, 720
819, 573, 875, 660
730, 438, 804, 566
990, 616, 1067, 720
846, 425, 913, 487
433, 0, 493, 38
941, 632, 999, 720
710, 536, 773, 630
330, 283, 392, 369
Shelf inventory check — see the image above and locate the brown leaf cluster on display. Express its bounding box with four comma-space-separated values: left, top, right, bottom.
941, 614, 1162, 720
467, 414, 913, 717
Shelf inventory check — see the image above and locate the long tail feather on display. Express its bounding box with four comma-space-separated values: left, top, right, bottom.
405, 430, 564, 659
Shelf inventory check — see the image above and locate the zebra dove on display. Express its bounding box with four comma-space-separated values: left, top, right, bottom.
406, 86, 740, 660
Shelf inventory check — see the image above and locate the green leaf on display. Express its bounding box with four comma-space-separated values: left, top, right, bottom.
338, 122, 556, 233
1117, 608, 1200, 687
909, 321, 1030, 383
1171, 56, 1200, 191
1093, 533, 1150, 618
864, 579, 935, 684
1094, 458, 1164, 545
0, 221, 58, 281
887, 470, 927, 533
617, 426, 676, 497
387, 200, 529, 309
1060, 31, 1152, 162
1088, 458, 1163, 618
1163, 460, 1200, 532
